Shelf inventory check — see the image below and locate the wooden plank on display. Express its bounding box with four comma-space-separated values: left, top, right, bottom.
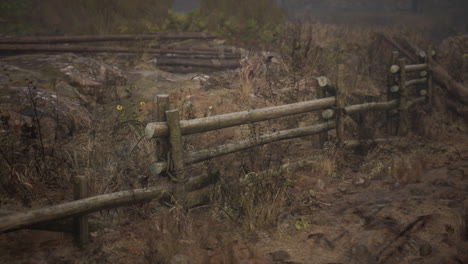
186, 121, 336, 165
145, 97, 336, 138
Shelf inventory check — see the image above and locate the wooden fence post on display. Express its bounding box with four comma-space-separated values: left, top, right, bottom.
387, 51, 399, 135
316, 77, 331, 147
426, 45, 433, 106
336, 64, 346, 147
155, 95, 170, 163
73, 175, 88, 247
166, 109, 185, 182
398, 58, 409, 136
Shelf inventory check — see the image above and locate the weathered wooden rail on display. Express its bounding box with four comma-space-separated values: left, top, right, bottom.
0, 48, 434, 246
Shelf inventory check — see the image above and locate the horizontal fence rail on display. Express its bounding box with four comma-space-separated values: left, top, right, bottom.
186, 120, 336, 165
145, 97, 336, 138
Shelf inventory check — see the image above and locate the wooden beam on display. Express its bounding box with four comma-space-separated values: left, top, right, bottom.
186, 121, 336, 165
0, 185, 168, 233
405, 63, 427, 73
405, 78, 427, 87
145, 97, 336, 138
345, 100, 398, 115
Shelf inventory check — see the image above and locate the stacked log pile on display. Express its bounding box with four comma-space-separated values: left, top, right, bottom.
0, 33, 242, 70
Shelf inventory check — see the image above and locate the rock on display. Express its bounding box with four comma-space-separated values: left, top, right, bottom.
1, 54, 127, 105
315, 179, 325, 190
270, 250, 290, 262
353, 176, 365, 185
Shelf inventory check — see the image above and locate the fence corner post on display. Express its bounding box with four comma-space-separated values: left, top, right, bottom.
426, 45, 434, 106
336, 64, 346, 147
73, 175, 88, 247
398, 58, 409, 136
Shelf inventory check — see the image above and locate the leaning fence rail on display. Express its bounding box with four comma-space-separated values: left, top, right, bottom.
0, 48, 434, 246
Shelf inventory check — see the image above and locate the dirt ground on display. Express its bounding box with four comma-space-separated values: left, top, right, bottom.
1, 126, 467, 264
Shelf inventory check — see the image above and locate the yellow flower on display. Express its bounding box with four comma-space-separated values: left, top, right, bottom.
116, 105, 123, 110
139, 101, 145, 106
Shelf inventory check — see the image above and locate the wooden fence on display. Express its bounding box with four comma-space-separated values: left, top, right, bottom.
0, 48, 434, 246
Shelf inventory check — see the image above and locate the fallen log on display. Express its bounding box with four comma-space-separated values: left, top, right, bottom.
155, 57, 240, 69
186, 121, 336, 164
145, 97, 336, 138
432, 63, 468, 105
0, 44, 236, 57
0, 32, 216, 44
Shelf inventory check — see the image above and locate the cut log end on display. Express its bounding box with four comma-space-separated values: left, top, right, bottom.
321, 109, 335, 120
390, 65, 400, 74
316, 76, 331, 87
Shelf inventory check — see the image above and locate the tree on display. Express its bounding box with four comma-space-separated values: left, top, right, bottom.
30, 0, 174, 34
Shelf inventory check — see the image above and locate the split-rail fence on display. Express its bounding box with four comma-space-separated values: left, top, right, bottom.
0, 46, 435, 247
